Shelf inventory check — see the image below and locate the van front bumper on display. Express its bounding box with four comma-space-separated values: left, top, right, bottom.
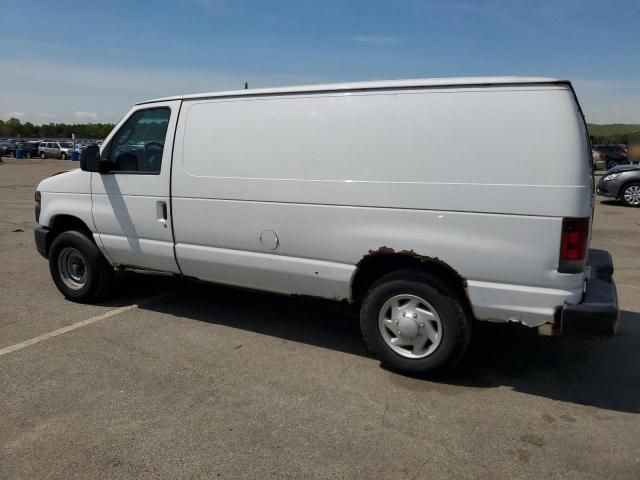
557, 249, 618, 338
34, 226, 50, 258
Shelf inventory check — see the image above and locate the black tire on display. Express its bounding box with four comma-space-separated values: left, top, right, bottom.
607, 160, 619, 170
49, 230, 114, 302
620, 182, 640, 207
26, 152, 32, 159
9, 151, 15, 158
60, 152, 67, 160
360, 270, 472, 377
40, 152, 46, 159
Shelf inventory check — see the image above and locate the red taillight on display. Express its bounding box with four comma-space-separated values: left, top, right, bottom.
559, 218, 589, 273
599, 152, 605, 161
35, 190, 41, 204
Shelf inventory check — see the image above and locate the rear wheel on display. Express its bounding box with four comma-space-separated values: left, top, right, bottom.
607, 160, 619, 169
621, 183, 640, 207
360, 270, 472, 377
9, 151, 15, 158
49, 230, 114, 302
26, 152, 32, 159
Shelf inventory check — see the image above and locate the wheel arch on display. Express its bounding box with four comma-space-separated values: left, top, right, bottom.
350, 247, 473, 316
46, 215, 95, 255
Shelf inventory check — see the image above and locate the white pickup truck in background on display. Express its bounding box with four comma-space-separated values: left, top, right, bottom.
34, 77, 618, 375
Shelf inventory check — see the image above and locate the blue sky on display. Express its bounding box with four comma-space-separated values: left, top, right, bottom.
1, 0, 639, 123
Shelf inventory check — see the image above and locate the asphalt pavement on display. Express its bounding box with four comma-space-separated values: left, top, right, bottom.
1, 158, 639, 479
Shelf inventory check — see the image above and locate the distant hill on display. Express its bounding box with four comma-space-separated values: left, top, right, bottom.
587, 124, 640, 143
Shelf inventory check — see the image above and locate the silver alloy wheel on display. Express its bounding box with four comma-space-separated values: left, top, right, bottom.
57, 247, 88, 290
378, 294, 443, 359
623, 185, 640, 206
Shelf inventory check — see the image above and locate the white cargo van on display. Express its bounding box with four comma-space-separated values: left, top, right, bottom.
34, 77, 618, 375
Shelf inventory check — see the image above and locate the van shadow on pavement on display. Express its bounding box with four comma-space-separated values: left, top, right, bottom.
130, 274, 639, 414
599, 200, 628, 208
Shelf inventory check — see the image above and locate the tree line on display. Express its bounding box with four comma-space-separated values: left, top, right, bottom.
0, 117, 115, 139
2, 115, 639, 144
587, 123, 640, 144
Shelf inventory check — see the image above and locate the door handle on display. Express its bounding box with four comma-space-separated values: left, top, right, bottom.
157, 201, 168, 227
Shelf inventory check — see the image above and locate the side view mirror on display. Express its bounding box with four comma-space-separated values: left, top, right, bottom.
80, 145, 101, 172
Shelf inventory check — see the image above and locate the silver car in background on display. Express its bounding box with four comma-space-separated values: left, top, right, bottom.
597, 165, 640, 207
38, 141, 73, 159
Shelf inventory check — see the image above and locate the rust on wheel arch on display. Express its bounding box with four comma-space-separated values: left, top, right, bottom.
351, 246, 473, 317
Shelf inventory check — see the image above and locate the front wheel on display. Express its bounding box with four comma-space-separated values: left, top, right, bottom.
49, 230, 114, 302
621, 183, 640, 207
360, 270, 472, 377
60, 152, 67, 160
40, 152, 46, 159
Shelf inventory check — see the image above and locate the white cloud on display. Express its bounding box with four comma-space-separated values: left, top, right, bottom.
0, 57, 317, 123
572, 79, 640, 124
1, 56, 638, 125
3, 111, 25, 119
353, 35, 402, 45
75, 111, 99, 121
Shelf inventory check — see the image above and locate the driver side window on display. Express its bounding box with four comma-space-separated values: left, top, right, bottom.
106, 107, 171, 174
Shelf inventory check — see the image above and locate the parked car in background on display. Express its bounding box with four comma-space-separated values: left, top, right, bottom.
593, 144, 629, 169
38, 142, 54, 158
58, 142, 74, 159
628, 142, 640, 165
37, 142, 49, 158
592, 149, 606, 170
38, 141, 73, 159
597, 164, 640, 207
0, 141, 17, 157
18, 141, 41, 158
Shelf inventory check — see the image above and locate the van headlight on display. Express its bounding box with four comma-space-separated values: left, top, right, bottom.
603, 173, 623, 182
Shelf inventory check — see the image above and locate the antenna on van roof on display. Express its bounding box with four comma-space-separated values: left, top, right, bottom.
244, 82, 248, 90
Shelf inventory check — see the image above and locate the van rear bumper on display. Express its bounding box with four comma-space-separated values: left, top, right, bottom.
558, 249, 618, 338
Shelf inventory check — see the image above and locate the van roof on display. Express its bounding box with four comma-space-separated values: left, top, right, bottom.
137, 76, 567, 105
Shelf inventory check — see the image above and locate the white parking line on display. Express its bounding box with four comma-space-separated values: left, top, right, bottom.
0, 291, 174, 358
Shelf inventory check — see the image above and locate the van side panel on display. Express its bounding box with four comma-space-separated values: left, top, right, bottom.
172, 199, 582, 325
171, 86, 591, 326
175, 87, 592, 217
